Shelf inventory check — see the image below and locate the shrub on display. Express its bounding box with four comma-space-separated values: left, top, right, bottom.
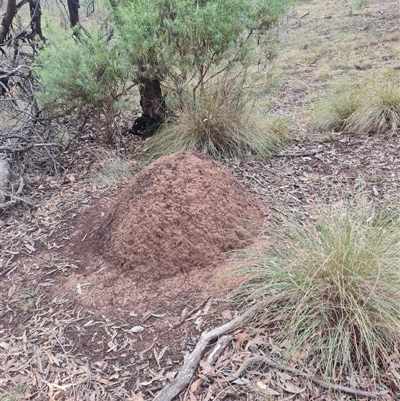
114, 0, 292, 100
33, 21, 131, 143
112, 0, 292, 131
231, 198, 400, 382
145, 71, 291, 159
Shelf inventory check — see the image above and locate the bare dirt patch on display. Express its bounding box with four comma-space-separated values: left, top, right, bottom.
46, 152, 265, 316
95, 152, 265, 281
0, 151, 267, 400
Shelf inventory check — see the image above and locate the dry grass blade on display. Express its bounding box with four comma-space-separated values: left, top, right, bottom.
90, 149, 136, 188
230, 197, 400, 386
346, 72, 400, 135
310, 70, 400, 136
146, 70, 291, 160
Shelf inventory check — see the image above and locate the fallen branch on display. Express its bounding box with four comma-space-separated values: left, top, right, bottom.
153, 300, 267, 401
14, 175, 24, 196
226, 356, 388, 398
0, 195, 33, 209
272, 149, 323, 157
0, 142, 62, 152
206, 334, 232, 365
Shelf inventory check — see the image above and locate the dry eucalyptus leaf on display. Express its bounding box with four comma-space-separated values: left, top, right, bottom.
256, 381, 280, 396
130, 326, 144, 333
131, 391, 144, 401
232, 377, 250, 385
280, 380, 305, 394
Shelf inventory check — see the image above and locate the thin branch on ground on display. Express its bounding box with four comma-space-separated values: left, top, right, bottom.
272, 149, 323, 157
226, 356, 389, 398
153, 300, 268, 401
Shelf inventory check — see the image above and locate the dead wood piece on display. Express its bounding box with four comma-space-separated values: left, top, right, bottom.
206, 334, 232, 366
272, 149, 323, 158
0, 174, 26, 207
153, 300, 267, 401
174, 297, 211, 328
226, 356, 389, 398
0, 157, 10, 201
0, 142, 62, 152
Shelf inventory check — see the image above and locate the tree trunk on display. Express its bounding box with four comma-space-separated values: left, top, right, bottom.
0, 155, 10, 203
0, 0, 16, 44
139, 77, 166, 121
67, 0, 79, 28
28, 0, 44, 41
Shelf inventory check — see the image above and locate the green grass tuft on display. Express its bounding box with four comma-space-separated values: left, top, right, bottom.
310, 70, 400, 136
308, 80, 363, 133
91, 150, 134, 188
145, 73, 291, 160
346, 73, 400, 135
231, 198, 400, 382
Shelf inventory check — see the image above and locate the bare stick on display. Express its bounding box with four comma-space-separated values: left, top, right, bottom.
153, 300, 267, 401
0, 142, 62, 152
272, 149, 323, 157
206, 334, 232, 365
226, 356, 388, 398
174, 297, 211, 328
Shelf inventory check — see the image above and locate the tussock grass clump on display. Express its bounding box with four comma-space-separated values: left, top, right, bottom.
91, 150, 134, 188
309, 81, 363, 133
233, 199, 400, 381
346, 76, 400, 135
145, 74, 291, 160
310, 70, 400, 135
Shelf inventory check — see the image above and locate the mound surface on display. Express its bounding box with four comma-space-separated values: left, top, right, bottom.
96, 152, 265, 282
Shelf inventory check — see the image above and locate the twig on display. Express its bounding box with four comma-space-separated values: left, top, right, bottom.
0, 261, 17, 277
226, 356, 388, 398
0, 142, 62, 152
206, 334, 232, 365
174, 297, 211, 328
272, 149, 323, 157
153, 300, 267, 401
15, 175, 24, 196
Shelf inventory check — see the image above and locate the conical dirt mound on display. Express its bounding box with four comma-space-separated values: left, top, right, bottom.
96, 152, 265, 282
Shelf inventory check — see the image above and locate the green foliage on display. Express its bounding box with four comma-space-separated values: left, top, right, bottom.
310, 70, 400, 135
145, 71, 291, 159
232, 198, 400, 381
34, 0, 292, 148
113, 0, 292, 101
33, 19, 131, 141
0, 384, 26, 401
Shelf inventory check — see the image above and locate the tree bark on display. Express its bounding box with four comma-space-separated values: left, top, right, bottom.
28, 0, 44, 41
0, 0, 16, 44
139, 77, 166, 121
0, 155, 10, 203
67, 0, 79, 28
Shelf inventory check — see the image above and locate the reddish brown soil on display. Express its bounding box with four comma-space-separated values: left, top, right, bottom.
93, 152, 265, 282
26, 151, 265, 324
0, 152, 267, 400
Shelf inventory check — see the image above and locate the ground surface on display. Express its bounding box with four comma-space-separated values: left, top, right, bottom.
1, 0, 400, 400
